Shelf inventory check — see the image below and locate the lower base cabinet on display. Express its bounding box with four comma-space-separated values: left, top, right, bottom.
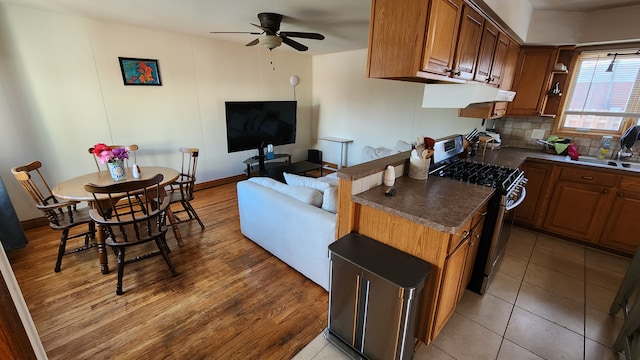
327, 233, 431, 360
542, 180, 613, 243
517, 159, 640, 255
600, 189, 640, 253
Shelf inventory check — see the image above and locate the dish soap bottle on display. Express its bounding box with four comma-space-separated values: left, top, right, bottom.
598, 136, 612, 159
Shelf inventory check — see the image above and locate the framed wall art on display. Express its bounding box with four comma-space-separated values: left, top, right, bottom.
118, 57, 162, 86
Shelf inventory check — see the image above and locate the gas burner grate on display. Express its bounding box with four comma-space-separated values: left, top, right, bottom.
434, 160, 522, 193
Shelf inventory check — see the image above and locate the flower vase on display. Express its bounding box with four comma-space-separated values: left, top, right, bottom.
107, 160, 127, 181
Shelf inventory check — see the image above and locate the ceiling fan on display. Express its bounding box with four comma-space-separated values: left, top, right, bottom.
210, 12, 325, 52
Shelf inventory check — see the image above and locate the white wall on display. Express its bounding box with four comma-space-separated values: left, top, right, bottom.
0, 3, 313, 220
526, 6, 640, 45
311, 49, 485, 167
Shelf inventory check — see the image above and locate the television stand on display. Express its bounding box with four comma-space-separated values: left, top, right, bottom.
243, 154, 291, 177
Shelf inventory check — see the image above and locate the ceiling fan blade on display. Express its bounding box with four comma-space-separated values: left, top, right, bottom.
278, 32, 325, 40
209, 31, 262, 35
245, 38, 259, 46
251, 23, 275, 35
281, 36, 308, 52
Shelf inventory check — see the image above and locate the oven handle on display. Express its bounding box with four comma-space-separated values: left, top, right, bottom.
506, 187, 527, 211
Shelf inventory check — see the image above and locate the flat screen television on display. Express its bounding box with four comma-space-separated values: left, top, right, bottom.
225, 101, 297, 154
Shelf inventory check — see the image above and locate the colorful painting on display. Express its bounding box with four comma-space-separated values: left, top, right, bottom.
118, 57, 162, 86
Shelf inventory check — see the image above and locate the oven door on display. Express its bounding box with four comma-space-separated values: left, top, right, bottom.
481, 188, 527, 294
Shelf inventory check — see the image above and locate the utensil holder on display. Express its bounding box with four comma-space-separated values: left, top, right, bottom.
408, 157, 430, 180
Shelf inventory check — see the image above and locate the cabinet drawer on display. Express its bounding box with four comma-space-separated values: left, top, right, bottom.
559, 166, 618, 187
620, 175, 640, 192
471, 204, 488, 229
448, 219, 472, 256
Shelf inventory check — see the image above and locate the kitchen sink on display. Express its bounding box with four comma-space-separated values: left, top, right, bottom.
566, 156, 640, 170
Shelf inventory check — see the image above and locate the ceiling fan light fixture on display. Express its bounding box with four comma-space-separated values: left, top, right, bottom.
259, 35, 282, 50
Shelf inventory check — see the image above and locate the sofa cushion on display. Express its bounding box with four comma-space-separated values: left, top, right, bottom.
248, 177, 322, 207
283, 172, 331, 193
316, 173, 339, 187
321, 186, 338, 213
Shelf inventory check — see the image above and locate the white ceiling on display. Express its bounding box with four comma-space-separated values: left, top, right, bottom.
1, 0, 639, 54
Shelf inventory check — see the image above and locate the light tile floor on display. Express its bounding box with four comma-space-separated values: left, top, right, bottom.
293, 227, 630, 360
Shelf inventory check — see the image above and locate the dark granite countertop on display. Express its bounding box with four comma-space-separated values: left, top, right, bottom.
345, 146, 639, 236
352, 176, 495, 234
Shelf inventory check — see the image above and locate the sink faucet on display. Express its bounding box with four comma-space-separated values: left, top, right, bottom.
616, 149, 634, 160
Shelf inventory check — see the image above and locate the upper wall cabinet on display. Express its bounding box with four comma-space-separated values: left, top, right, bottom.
367, 0, 517, 84
422, 0, 464, 77
506, 46, 576, 117
452, 4, 485, 81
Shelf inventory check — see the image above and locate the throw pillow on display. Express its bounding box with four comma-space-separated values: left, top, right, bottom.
248, 177, 323, 207
281, 186, 323, 207
283, 172, 331, 193
322, 186, 338, 213
316, 173, 339, 187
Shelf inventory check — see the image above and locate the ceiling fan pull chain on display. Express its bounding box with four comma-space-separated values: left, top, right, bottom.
271, 51, 275, 71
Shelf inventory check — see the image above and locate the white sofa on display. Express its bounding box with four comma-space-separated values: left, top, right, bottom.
236, 174, 338, 290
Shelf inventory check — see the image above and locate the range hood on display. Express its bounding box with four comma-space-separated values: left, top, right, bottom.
422, 83, 516, 108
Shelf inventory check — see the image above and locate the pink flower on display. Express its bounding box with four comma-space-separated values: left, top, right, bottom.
92, 143, 129, 164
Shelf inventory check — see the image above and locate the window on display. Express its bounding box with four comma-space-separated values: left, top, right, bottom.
559, 50, 640, 135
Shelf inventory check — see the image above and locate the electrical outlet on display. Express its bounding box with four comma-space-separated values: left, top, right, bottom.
531, 129, 545, 139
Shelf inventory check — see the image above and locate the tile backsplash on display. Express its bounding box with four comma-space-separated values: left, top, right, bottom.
493, 116, 639, 161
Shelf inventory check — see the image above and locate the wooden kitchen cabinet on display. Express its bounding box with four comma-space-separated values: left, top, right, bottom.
458, 38, 519, 119
474, 22, 499, 83
599, 176, 640, 253
515, 160, 556, 228
542, 166, 617, 243
433, 230, 469, 337
506, 46, 557, 116
451, 4, 485, 81
459, 211, 485, 302
368, 0, 517, 84
422, 0, 464, 77
540, 47, 576, 117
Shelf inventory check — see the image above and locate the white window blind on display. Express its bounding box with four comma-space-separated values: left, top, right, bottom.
560, 50, 640, 133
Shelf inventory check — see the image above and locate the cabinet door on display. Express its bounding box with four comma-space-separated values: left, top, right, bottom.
515, 161, 553, 227
600, 190, 640, 254
507, 47, 557, 116
422, 0, 463, 76
542, 181, 613, 242
459, 221, 483, 302
500, 40, 520, 90
433, 236, 469, 337
452, 5, 484, 81
474, 22, 498, 83
488, 32, 510, 86
367, 0, 430, 79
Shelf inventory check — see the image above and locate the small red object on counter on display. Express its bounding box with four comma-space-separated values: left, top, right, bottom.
568, 143, 580, 160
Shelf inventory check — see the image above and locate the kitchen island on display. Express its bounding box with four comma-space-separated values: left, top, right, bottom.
336, 155, 494, 345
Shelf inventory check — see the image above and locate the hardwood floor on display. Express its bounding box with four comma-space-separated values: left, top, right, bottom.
7, 181, 329, 359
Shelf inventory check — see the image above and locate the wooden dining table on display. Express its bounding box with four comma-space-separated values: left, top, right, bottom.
52, 166, 182, 274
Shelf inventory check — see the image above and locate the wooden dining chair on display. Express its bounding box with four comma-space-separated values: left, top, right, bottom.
88, 144, 139, 171
166, 147, 204, 229
11, 161, 96, 272
84, 174, 177, 295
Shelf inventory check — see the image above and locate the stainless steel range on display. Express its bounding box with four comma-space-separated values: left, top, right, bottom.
430, 135, 527, 294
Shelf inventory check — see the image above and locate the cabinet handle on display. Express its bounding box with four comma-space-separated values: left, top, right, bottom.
480, 211, 487, 216
447, 69, 461, 76
619, 192, 624, 197
461, 230, 470, 240
602, 189, 608, 194
581, 176, 594, 180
